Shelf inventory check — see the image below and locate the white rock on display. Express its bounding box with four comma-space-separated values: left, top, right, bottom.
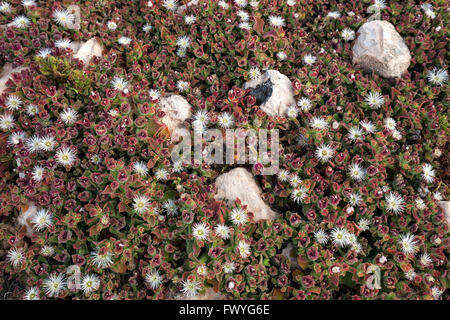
243, 69, 296, 117
17, 201, 36, 237
73, 38, 104, 65
214, 168, 277, 222
0, 63, 27, 96
352, 20, 411, 78
158, 94, 192, 139
438, 201, 450, 226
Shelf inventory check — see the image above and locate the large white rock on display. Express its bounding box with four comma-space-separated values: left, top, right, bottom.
17, 201, 37, 237
0, 63, 27, 96
352, 20, 411, 78
73, 38, 104, 65
438, 201, 450, 226
214, 168, 277, 222
158, 94, 192, 139
243, 69, 295, 117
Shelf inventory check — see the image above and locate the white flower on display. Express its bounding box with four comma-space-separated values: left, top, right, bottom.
373, 0, 386, 11
5, 95, 22, 110
248, 67, 261, 80
415, 198, 426, 210
303, 54, 317, 65
289, 174, 301, 187
111, 76, 128, 91
60, 108, 77, 125
345, 232, 358, 245
268, 15, 285, 27
31, 208, 53, 231
0, 2, 12, 13
163, 199, 178, 215
181, 279, 201, 297
26, 104, 39, 116
385, 192, 405, 214
427, 68, 448, 86
277, 51, 287, 61
52, 9, 74, 27
40, 245, 54, 256
8, 131, 26, 146
348, 127, 363, 141
433, 191, 442, 201
171, 160, 183, 173
43, 273, 66, 297
341, 28, 355, 41
176, 36, 191, 50
26, 135, 42, 152
383, 117, 396, 130
327, 11, 341, 19
297, 97, 312, 111
403, 269, 416, 281
420, 3, 432, 11
237, 240, 251, 258
24, 287, 40, 300
214, 224, 230, 240
145, 270, 163, 290
55, 39, 72, 49
147, 1, 153, 7
107, 21, 117, 30
133, 195, 151, 214
287, 0, 296, 6
162, 0, 178, 11
431, 287, 443, 300
330, 227, 349, 247
118, 36, 132, 45
218, 1, 230, 9
81, 274, 100, 294
192, 222, 210, 241
310, 117, 328, 130
421, 163, 435, 184
143, 23, 152, 32
230, 208, 248, 226
223, 261, 236, 274
358, 218, 371, 231
392, 129, 402, 140
277, 169, 290, 182
348, 163, 366, 181
237, 10, 249, 21
217, 112, 234, 128
314, 229, 329, 245
176, 80, 189, 92
0, 114, 15, 130
154, 168, 169, 181
291, 186, 307, 203
55, 147, 76, 166
286, 106, 299, 118
234, 0, 247, 7
331, 266, 341, 273
7, 247, 25, 267
32, 165, 45, 182
249, 0, 259, 7
184, 14, 196, 24
419, 252, 432, 266
364, 91, 384, 109
12, 15, 30, 28
398, 233, 418, 255
423, 8, 435, 19
315, 144, 334, 162
133, 161, 148, 177
36, 48, 51, 58
148, 89, 160, 100
90, 248, 114, 269
192, 109, 210, 128
239, 22, 251, 30
360, 120, 375, 133
349, 192, 363, 206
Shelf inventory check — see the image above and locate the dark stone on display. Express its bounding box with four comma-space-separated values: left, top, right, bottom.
248, 78, 273, 106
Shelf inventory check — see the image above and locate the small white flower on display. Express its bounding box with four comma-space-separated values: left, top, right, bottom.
223, 261, 236, 274
145, 270, 163, 290
310, 117, 328, 130
433, 191, 442, 201
155, 168, 169, 181
291, 186, 307, 203
192, 222, 210, 241
360, 120, 375, 134
349, 192, 363, 206
331, 266, 341, 273
373, 0, 386, 11
111, 76, 128, 91
330, 227, 349, 247
107, 21, 117, 30
55, 147, 76, 166
176, 36, 191, 50
421, 163, 435, 184
36, 48, 52, 58
24, 287, 40, 300
176, 47, 187, 57
277, 51, 287, 61
81, 274, 100, 294
237, 240, 251, 258
90, 248, 114, 269
234, 0, 247, 7
385, 192, 405, 214
341, 28, 355, 41
181, 279, 201, 297
419, 252, 432, 266
171, 160, 183, 173
404, 269, 416, 281
392, 129, 402, 140
218, 1, 230, 9
148, 89, 160, 100
52, 9, 74, 27
277, 169, 290, 182
0, 2, 12, 13
118, 36, 132, 45
398, 233, 417, 255
32, 165, 45, 182
40, 245, 54, 256
43, 273, 66, 297
162, 0, 178, 11
289, 174, 301, 187
60, 108, 77, 125
431, 287, 443, 300
427, 68, 448, 86
364, 91, 384, 109
415, 198, 426, 210
230, 208, 248, 226
423, 8, 435, 19
248, 67, 261, 81
27, 104, 39, 116
383, 117, 396, 130
55, 39, 72, 49
315, 144, 334, 162
133, 161, 148, 177
5, 95, 22, 111
25, 135, 41, 152
0, 114, 15, 130
348, 163, 366, 181
327, 11, 341, 19
133, 195, 151, 214
12, 15, 31, 28
237, 10, 249, 21
349, 127, 363, 141
31, 208, 53, 231
163, 199, 178, 215
217, 112, 234, 128
268, 15, 285, 27
358, 218, 371, 231
249, 0, 259, 7
303, 54, 317, 65
297, 97, 312, 111
287, 105, 299, 118
8, 131, 26, 146
287, 0, 296, 6
7, 247, 25, 267
314, 229, 329, 245
184, 14, 196, 24
214, 224, 230, 240
143, 23, 152, 32
176, 80, 189, 92
40, 136, 56, 151
238, 22, 251, 30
